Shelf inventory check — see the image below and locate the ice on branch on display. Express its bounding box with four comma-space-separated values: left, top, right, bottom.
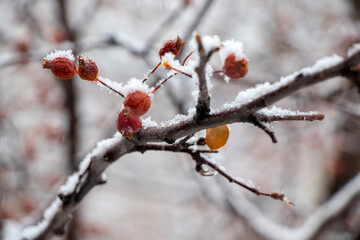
42, 49, 75, 62
347, 43, 360, 57
21, 198, 62, 239
219, 39, 247, 64
122, 78, 152, 95
201, 35, 221, 54
258, 106, 320, 118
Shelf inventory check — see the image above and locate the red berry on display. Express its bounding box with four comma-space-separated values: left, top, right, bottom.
77, 56, 98, 81
159, 36, 186, 58
222, 53, 248, 79
116, 110, 142, 136
42, 57, 77, 79
123, 91, 151, 116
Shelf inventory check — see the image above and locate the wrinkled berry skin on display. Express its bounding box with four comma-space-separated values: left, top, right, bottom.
77, 56, 98, 81
123, 91, 151, 116
159, 36, 185, 58
42, 57, 77, 79
223, 54, 248, 79
116, 110, 142, 136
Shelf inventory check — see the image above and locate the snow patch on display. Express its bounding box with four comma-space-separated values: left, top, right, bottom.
347, 43, 360, 57
220, 40, 247, 64
201, 35, 221, 54
121, 78, 152, 96
21, 198, 62, 239
142, 116, 159, 129
43, 49, 75, 62
301, 55, 343, 75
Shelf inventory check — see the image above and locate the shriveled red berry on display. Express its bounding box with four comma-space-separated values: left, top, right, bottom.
77, 56, 98, 81
205, 125, 230, 150
159, 36, 185, 58
116, 110, 142, 136
223, 53, 248, 79
123, 91, 151, 116
42, 57, 77, 79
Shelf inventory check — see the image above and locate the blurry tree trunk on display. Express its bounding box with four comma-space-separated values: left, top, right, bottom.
58, 0, 80, 239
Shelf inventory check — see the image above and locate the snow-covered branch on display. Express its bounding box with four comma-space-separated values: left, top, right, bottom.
19, 41, 360, 239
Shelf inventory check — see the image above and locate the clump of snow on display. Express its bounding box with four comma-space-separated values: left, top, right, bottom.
347, 43, 360, 57
160, 114, 191, 128
142, 116, 159, 129
301, 54, 343, 75
258, 106, 320, 118
188, 107, 196, 116
21, 198, 62, 239
3, 221, 22, 240
121, 78, 153, 96
219, 40, 247, 65
58, 132, 122, 196
101, 172, 107, 182
43, 49, 75, 62
201, 35, 221, 54
58, 173, 79, 195
97, 76, 124, 95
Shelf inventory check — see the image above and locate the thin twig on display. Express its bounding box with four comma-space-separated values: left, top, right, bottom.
246, 115, 278, 143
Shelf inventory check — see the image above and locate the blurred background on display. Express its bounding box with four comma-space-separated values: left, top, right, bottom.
1, 0, 360, 239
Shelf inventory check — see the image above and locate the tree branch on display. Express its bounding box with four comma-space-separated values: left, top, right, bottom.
20, 42, 360, 240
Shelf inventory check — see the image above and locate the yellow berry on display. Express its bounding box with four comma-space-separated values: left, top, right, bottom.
205, 125, 230, 150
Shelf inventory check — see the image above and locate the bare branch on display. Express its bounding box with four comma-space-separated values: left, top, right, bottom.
246, 114, 278, 143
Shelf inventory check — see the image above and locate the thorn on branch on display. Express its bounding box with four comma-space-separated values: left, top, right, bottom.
247, 115, 278, 143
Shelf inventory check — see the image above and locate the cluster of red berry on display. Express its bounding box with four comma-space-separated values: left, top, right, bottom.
42, 54, 98, 81
42, 35, 249, 150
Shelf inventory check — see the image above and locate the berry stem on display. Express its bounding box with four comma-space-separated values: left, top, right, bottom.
182, 51, 194, 65
152, 73, 178, 93
142, 61, 161, 83
96, 78, 124, 97
165, 64, 192, 78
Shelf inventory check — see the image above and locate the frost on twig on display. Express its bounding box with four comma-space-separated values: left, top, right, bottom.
256, 106, 325, 122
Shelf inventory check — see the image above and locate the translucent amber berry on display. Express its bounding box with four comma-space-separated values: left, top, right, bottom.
42, 57, 77, 79
77, 56, 98, 81
223, 53, 248, 79
205, 125, 230, 150
116, 110, 142, 136
123, 91, 151, 116
159, 36, 186, 58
